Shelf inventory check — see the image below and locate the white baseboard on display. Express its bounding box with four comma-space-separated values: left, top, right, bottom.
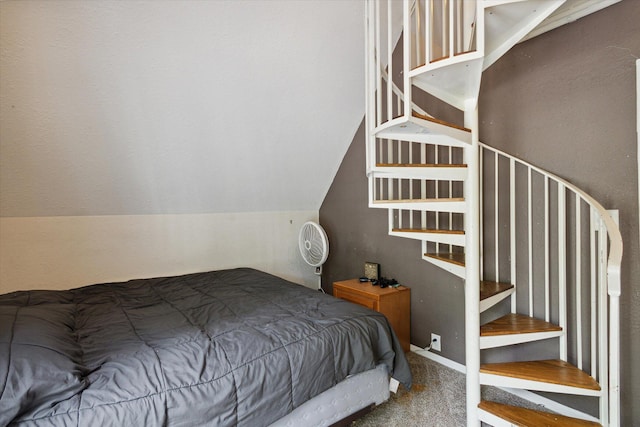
409, 345, 599, 423
410, 344, 466, 373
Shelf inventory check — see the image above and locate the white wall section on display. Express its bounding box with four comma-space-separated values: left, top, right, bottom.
0, 211, 319, 294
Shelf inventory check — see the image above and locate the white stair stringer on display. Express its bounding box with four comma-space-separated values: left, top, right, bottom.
371, 166, 467, 181
421, 246, 466, 280
477, 403, 601, 427
479, 330, 564, 349
375, 129, 471, 148
409, 53, 485, 111
370, 199, 466, 213
483, 0, 566, 70
390, 229, 465, 246
374, 116, 472, 148
421, 255, 465, 279
479, 372, 602, 397
479, 286, 515, 313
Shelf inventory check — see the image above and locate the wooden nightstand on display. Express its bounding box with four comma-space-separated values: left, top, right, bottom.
333, 279, 410, 352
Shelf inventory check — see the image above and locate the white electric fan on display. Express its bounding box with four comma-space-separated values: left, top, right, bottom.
298, 221, 329, 290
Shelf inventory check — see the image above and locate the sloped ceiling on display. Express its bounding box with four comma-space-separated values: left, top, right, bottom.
0, 0, 365, 217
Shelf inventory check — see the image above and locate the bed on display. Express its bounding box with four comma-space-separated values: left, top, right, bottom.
0, 268, 411, 426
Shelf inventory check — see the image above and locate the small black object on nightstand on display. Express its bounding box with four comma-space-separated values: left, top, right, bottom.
378, 277, 398, 289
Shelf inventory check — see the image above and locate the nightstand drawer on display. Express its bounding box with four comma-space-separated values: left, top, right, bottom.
334, 288, 378, 311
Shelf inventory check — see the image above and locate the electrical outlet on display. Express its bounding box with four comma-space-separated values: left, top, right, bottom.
431, 333, 441, 352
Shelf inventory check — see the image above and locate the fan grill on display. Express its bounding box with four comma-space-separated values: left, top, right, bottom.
299, 222, 328, 267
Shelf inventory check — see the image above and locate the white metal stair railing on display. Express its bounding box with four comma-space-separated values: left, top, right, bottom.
478, 143, 622, 426
365, 0, 622, 426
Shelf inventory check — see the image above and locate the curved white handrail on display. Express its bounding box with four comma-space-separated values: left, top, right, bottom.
479, 142, 623, 297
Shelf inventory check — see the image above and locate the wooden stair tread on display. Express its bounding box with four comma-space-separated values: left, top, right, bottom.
480, 281, 514, 301
481, 313, 562, 337
412, 111, 471, 132
424, 252, 465, 266
480, 360, 601, 391
392, 228, 465, 235
373, 197, 464, 204
376, 162, 467, 168
479, 401, 601, 427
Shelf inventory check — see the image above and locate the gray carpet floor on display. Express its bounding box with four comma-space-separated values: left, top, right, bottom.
352, 351, 548, 427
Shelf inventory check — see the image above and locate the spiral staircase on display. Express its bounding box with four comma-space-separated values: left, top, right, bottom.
364, 1, 623, 426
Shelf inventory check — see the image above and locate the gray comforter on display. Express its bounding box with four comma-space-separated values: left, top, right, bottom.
0, 268, 411, 426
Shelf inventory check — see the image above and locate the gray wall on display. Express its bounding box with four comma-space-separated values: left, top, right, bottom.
319, 1, 639, 424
